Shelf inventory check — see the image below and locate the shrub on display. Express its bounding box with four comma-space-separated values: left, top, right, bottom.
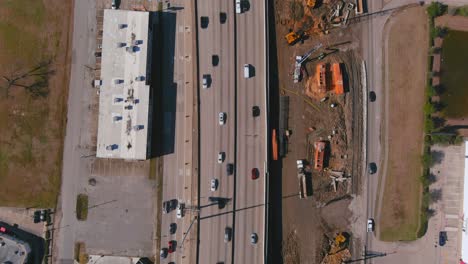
76, 194, 89, 221
427, 2, 447, 18
456, 6, 468, 16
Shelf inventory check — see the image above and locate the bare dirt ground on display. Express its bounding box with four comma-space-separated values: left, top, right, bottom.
379, 6, 428, 241
0, 0, 72, 207
273, 0, 363, 262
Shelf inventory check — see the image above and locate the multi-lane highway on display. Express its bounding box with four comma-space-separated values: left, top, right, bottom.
196, 0, 267, 263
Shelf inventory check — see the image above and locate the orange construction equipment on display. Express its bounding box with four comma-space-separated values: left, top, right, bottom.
314, 141, 326, 171
316, 64, 327, 93
307, 0, 316, 8
331, 63, 344, 95
272, 129, 278, 161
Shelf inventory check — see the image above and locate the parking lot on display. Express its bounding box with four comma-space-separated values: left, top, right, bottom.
75, 160, 155, 257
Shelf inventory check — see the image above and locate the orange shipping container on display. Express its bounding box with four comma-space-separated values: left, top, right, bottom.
316, 64, 327, 93
331, 63, 344, 95
314, 141, 326, 171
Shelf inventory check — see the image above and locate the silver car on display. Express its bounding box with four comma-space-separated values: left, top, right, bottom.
210, 178, 218, 191
217, 152, 225, 164
218, 112, 226, 125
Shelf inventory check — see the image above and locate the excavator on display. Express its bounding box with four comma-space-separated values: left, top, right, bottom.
285, 30, 306, 46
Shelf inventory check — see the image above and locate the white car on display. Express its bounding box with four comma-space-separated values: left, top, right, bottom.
250, 233, 258, 244
235, 0, 242, 14
218, 152, 225, 164
367, 218, 374, 232
210, 178, 218, 191
244, 64, 251, 78
218, 112, 226, 125
176, 203, 185, 219
202, 74, 209, 89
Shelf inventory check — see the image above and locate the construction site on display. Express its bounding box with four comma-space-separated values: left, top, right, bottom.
271, 0, 365, 263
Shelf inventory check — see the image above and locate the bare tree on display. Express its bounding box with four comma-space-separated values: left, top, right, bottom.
1, 60, 54, 98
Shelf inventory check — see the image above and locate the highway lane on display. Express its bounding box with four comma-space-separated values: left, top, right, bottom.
197, 0, 236, 262
160, 0, 198, 263
234, 0, 267, 263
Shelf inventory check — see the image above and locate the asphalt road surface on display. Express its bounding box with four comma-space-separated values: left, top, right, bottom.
159, 0, 197, 263
197, 0, 236, 263
196, 0, 266, 263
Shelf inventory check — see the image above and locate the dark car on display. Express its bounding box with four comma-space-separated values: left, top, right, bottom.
169, 223, 177, 235
160, 248, 168, 259
200, 16, 209, 28
170, 199, 178, 210
368, 162, 377, 174
162, 201, 170, 214
252, 106, 260, 117
226, 163, 234, 175
439, 231, 447, 246
212, 55, 219, 66
219, 12, 227, 24
251, 168, 259, 180
369, 91, 376, 102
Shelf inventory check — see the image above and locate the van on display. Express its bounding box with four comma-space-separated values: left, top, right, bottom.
235, 0, 242, 14
244, 64, 251, 78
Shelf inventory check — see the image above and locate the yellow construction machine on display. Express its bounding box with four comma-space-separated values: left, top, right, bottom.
307, 0, 316, 8
285, 31, 305, 45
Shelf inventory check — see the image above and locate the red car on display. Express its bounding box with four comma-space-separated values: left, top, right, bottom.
168, 240, 176, 253
251, 168, 259, 180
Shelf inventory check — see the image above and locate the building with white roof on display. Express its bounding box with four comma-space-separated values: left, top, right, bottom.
96, 9, 156, 160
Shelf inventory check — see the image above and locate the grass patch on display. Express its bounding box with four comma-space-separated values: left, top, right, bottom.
439, 30, 468, 118
455, 5, 468, 16
76, 194, 89, 221
74, 242, 89, 264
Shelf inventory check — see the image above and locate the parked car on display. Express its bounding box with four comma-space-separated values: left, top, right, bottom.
210, 178, 219, 191
367, 218, 374, 232
251, 168, 259, 180
368, 162, 377, 174
244, 64, 251, 78
169, 223, 177, 235
226, 163, 234, 175
250, 233, 258, 244
218, 112, 226, 125
224, 227, 232, 242
252, 106, 260, 117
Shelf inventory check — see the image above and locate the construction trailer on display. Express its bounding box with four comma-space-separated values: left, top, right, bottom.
297, 160, 312, 199
316, 64, 328, 94
331, 63, 344, 95
314, 141, 327, 171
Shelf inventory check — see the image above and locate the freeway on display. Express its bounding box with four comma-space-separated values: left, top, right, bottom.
197, 0, 236, 263
234, 0, 267, 262
196, 0, 267, 263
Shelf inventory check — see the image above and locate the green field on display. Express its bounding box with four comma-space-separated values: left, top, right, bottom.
440, 30, 468, 118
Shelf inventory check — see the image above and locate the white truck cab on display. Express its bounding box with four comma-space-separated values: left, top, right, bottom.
236, 0, 242, 14
244, 64, 251, 78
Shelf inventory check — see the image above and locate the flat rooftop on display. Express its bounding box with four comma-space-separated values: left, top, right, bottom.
96, 9, 152, 160
0, 234, 30, 264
